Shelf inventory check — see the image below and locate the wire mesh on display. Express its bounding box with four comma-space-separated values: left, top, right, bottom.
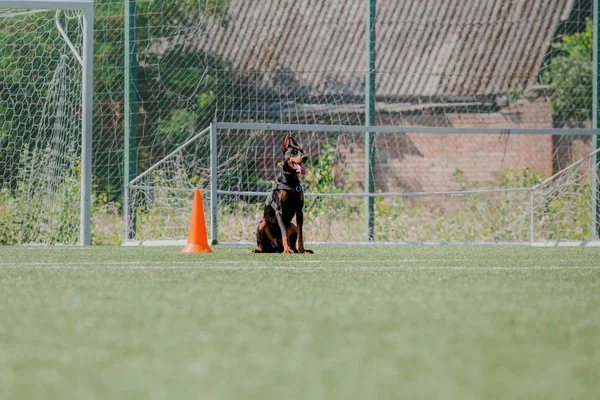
1, 0, 598, 244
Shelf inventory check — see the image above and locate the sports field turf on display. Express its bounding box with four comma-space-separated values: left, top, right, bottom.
1, 245, 599, 399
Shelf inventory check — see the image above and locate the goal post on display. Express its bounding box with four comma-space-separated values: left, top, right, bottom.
0, 0, 93, 245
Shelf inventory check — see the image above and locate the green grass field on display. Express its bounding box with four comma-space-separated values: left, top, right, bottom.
1, 245, 599, 399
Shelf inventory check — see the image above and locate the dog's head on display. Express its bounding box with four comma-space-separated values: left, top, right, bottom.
282, 135, 307, 176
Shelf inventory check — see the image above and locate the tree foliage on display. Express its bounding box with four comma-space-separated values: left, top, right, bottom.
96, 0, 240, 197
541, 18, 593, 126
1, 0, 245, 202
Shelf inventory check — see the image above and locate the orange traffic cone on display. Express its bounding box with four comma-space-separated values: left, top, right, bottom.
181, 190, 213, 253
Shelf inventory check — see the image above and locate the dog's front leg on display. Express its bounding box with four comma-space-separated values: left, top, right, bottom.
275, 210, 294, 253
296, 210, 312, 254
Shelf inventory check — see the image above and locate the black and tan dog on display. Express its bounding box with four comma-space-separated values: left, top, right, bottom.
253, 135, 313, 254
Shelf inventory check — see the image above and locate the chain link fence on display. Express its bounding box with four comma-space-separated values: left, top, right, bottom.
1, 0, 597, 244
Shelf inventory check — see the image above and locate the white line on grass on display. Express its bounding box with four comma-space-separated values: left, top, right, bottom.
0, 259, 484, 267
2, 264, 600, 270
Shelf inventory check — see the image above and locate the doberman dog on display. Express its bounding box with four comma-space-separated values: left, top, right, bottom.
253, 135, 313, 254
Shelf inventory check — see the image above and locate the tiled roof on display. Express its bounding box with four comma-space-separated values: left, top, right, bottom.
193, 0, 575, 99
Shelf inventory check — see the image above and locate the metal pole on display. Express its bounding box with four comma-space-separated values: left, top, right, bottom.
365, 0, 376, 241
593, 0, 600, 239
530, 189, 535, 244
0, 1, 92, 8
124, 0, 138, 240
210, 122, 219, 245
79, 5, 93, 245
215, 122, 598, 136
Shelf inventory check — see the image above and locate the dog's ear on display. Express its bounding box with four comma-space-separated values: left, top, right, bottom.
283, 135, 291, 153
289, 135, 300, 148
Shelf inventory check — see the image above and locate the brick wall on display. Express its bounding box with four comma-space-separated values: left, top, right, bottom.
337, 86, 592, 193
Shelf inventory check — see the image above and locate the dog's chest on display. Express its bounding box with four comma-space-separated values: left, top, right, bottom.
280, 190, 303, 220
280, 189, 303, 205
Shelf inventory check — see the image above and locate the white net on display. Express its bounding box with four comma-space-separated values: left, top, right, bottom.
128, 126, 598, 244
0, 8, 84, 244
532, 148, 597, 243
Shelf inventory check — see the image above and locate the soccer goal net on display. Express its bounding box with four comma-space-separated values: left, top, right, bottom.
0, 1, 93, 245
127, 123, 599, 245
115, 0, 599, 246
